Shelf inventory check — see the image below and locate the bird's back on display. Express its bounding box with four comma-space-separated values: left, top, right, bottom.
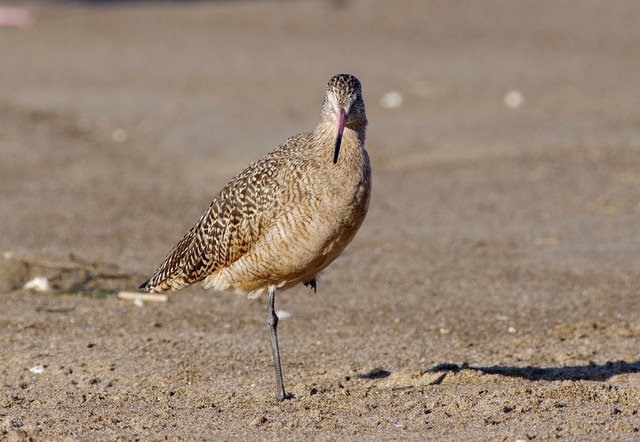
141, 137, 296, 292
141, 133, 312, 293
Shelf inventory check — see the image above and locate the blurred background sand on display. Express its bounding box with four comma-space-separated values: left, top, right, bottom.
1, 1, 639, 439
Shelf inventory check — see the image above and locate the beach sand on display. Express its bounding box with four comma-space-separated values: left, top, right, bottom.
1, 1, 639, 439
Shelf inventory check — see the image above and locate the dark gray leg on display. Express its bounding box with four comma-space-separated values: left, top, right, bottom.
266, 287, 287, 400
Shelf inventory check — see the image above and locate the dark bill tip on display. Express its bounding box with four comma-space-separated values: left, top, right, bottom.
333, 136, 342, 164
333, 108, 347, 164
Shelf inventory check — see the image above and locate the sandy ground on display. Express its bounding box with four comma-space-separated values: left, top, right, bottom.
1, 0, 640, 440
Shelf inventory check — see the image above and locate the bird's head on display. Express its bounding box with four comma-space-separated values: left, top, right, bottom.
323, 74, 367, 164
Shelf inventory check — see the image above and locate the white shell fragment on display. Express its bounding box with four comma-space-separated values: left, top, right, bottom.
29, 365, 45, 374
133, 298, 145, 307
275, 310, 293, 320
380, 91, 403, 109
23, 277, 50, 292
504, 90, 524, 109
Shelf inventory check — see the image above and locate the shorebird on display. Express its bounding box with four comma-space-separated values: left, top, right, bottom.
140, 74, 371, 401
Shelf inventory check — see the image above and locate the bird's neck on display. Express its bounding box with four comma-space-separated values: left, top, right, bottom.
312, 117, 367, 164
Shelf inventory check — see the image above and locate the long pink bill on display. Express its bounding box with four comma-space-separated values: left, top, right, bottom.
333, 108, 347, 164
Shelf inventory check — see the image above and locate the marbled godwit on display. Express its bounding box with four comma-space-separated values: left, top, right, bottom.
140, 74, 371, 401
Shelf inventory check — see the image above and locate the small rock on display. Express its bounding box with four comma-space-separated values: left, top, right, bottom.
24, 276, 50, 292
29, 365, 45, 374
380, 91, 403, 109
253, 416, 268, 426
133, 298, 144, 307
504, 90, 524, 109
275, 310, 292, 319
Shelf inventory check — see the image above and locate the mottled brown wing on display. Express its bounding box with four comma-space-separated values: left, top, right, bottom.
140, 156, 283, 293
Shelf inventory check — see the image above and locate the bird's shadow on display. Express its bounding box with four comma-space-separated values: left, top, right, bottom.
355, 360, 640, 385
428, 360, 640, 383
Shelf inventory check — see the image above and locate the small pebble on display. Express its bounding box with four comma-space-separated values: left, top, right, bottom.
380, 91, 403, 109
133, 298, 144, 307
24, 277, 50, 292
29, 365, 45, 374
504, 90, 524, 109
276, 310, 292, 319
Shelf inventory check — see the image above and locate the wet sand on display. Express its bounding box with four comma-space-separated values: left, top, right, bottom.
1, 0, 640, 439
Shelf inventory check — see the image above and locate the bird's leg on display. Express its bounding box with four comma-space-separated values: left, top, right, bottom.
304, 278, 317, 293
266, 287, 287, 401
